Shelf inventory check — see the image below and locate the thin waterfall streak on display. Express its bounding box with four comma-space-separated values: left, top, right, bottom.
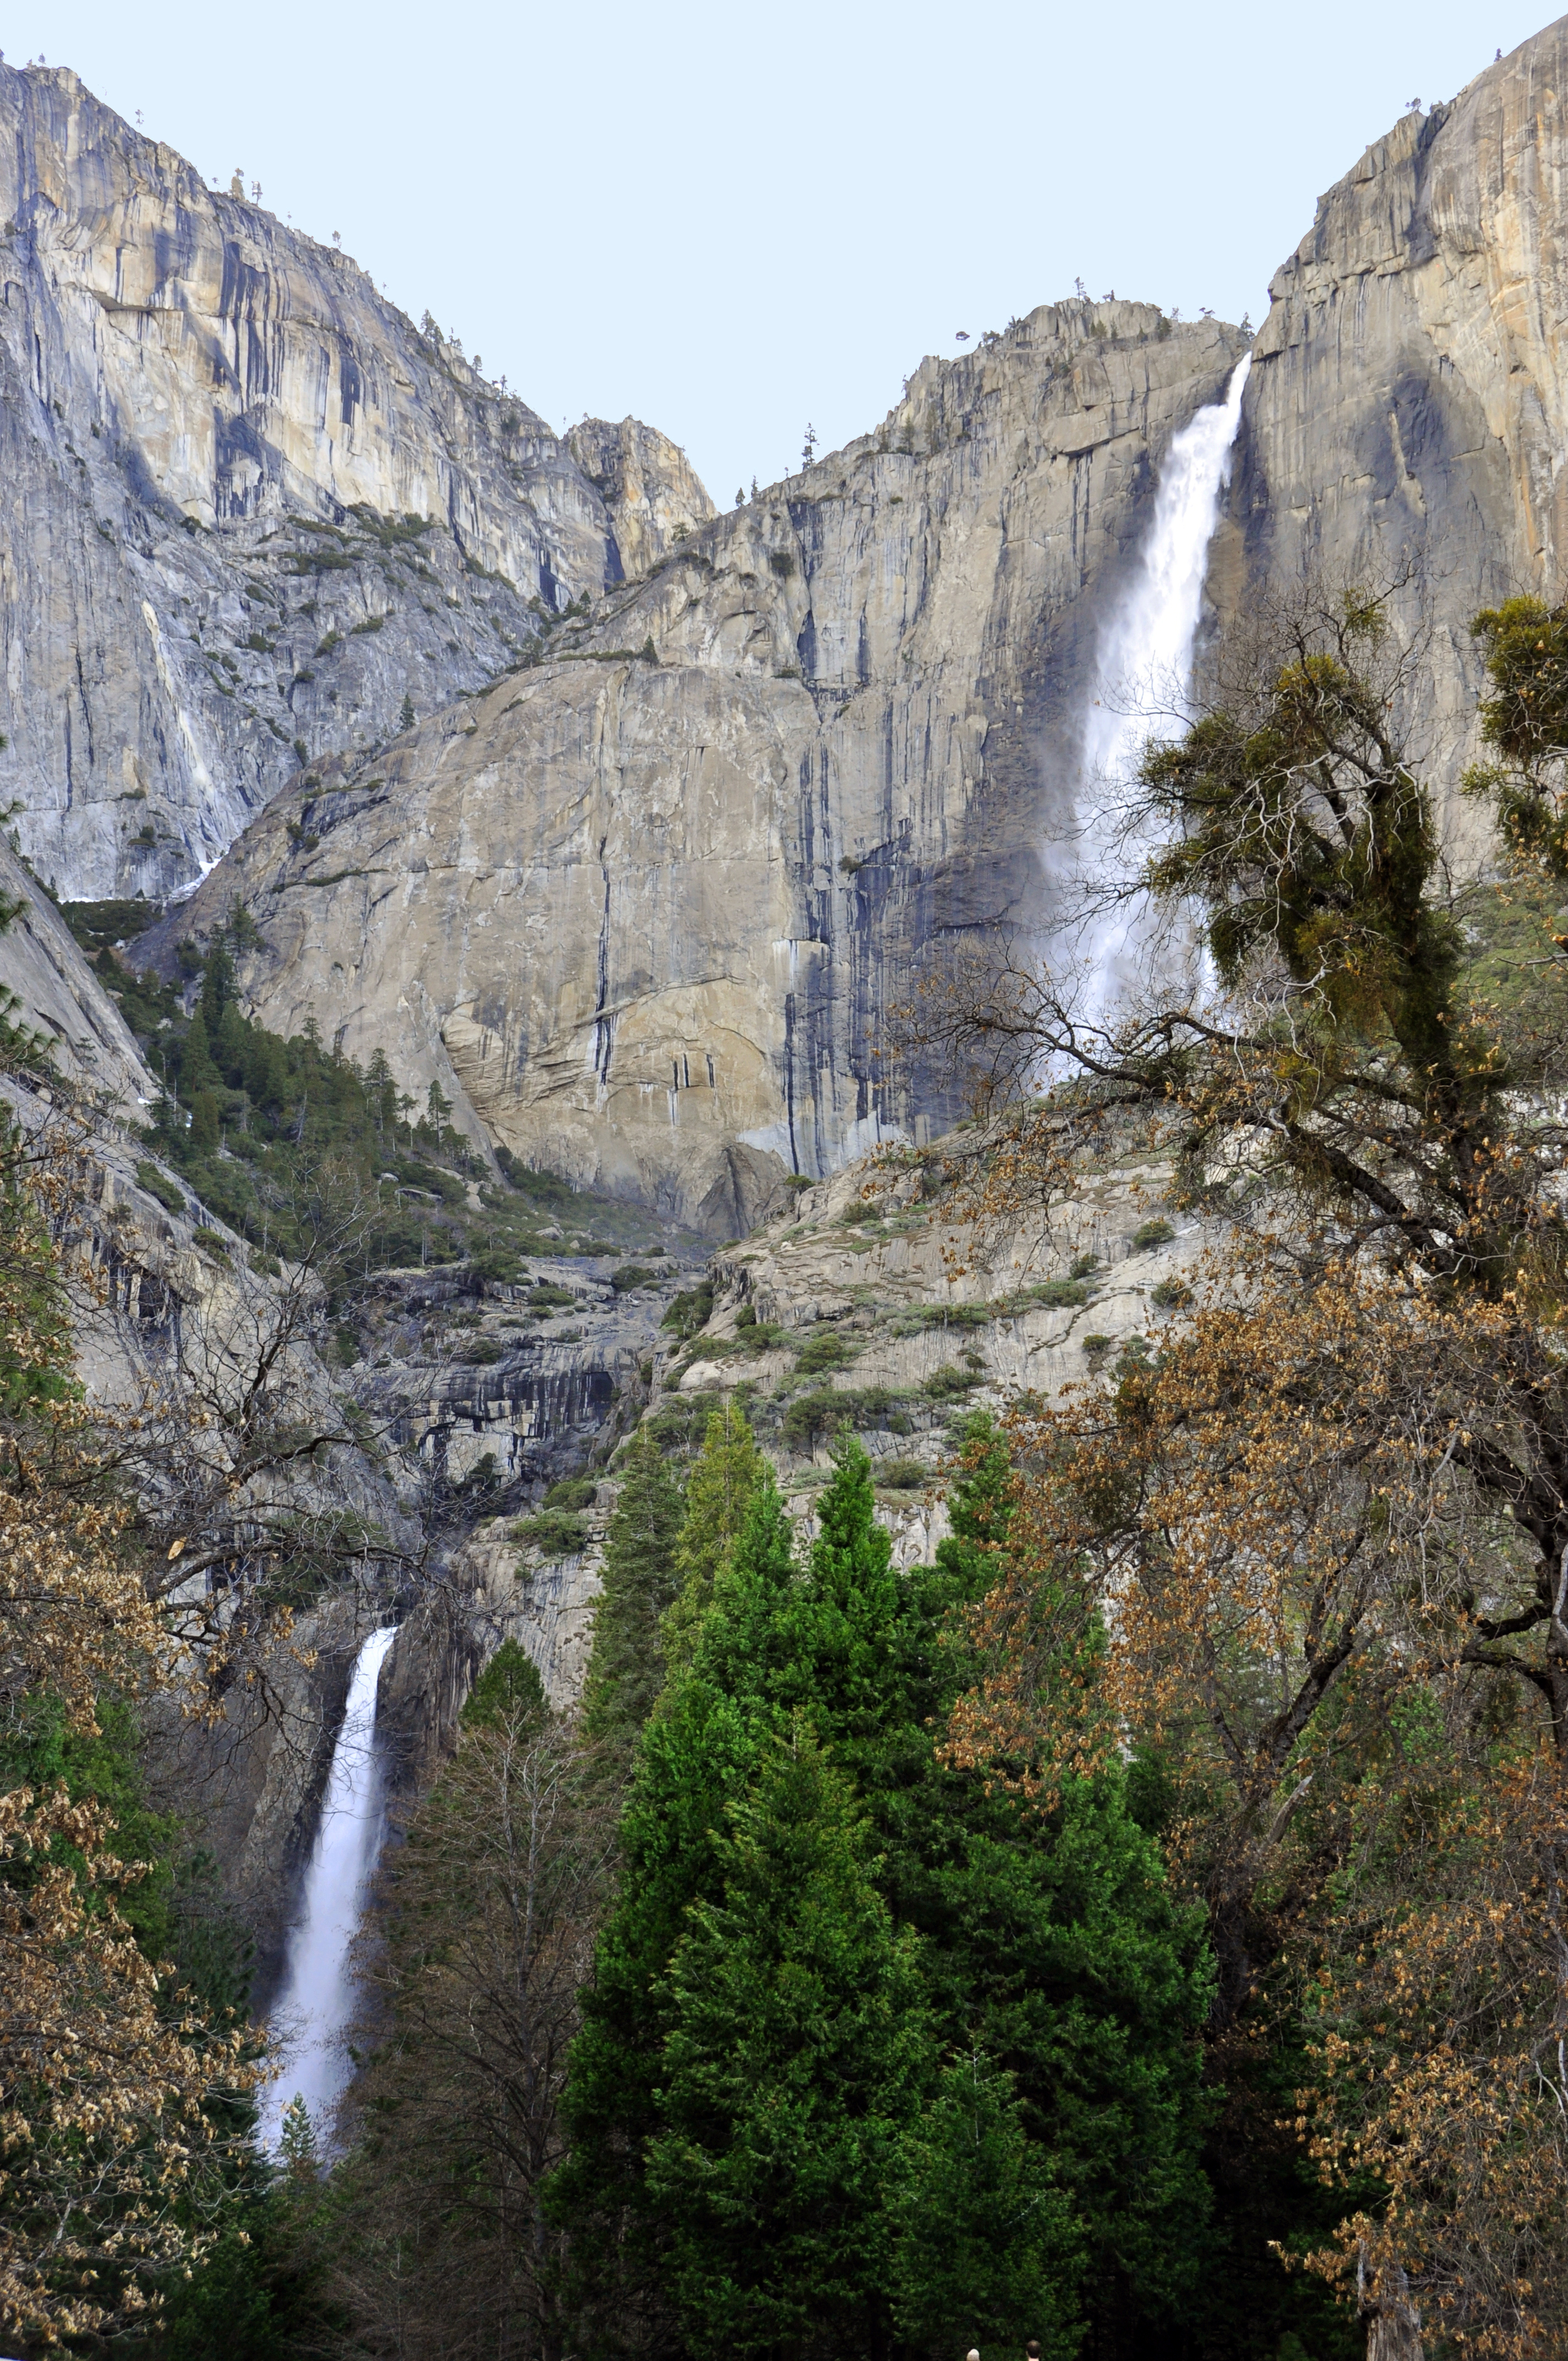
1074, 351, 1252, 1022
259, 1623, 398, 2150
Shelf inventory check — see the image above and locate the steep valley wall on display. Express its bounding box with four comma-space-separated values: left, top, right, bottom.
1222, 20, 1568, 845
18, 29, 1568, 1223
0, 61, 710, 896
152, 307, 1248, 1228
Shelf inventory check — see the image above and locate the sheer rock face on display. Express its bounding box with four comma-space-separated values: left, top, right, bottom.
567, 417, 717, 584
0, 64, 702, 897
0, 843, 155, 1114
151, 308, 1247, 1230
1227, 19, 1568, 840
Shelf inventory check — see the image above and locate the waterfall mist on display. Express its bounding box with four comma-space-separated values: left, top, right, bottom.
1073, 351, 1252, 1023
260, 1623, 399, 2148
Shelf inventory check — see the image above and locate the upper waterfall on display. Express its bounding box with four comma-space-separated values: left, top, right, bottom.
260, 1624, 399, 2148
1074, 351, 1252, 1023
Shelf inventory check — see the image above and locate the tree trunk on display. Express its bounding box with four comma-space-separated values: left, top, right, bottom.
1363, 2261, 1424, 2361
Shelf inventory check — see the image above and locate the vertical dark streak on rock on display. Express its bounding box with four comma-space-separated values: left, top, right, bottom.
592, 834, 612, 1085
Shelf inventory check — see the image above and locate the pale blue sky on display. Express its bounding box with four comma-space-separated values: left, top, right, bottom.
0, 1, 1553, 504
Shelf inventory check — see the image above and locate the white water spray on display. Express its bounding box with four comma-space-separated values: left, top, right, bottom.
1074, 351, 1252, 1021
260, 1624, 398, 2148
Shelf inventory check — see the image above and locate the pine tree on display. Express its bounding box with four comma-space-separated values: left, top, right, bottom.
646, 1727, 928, 2361
884, 1424, 1213, 2333
464, 1636, 548, 1733
278, 2093, 319, 2184
894, 2047, 1077, 2357
399, 692, 416, 732
556, 1439, 1212, 2352
934, 1410, 1015, 1599
551, 1473, 799, 2315
178, 1008, 222, 1096
198, 936, 236, 1030
661, 1400, 764, 1672
364, 1048, 395, 1140
578, 1425, 685, 1764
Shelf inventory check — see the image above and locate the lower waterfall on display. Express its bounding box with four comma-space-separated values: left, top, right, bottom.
1075, 350, 1253, 1022
260, 1623, 399, 2148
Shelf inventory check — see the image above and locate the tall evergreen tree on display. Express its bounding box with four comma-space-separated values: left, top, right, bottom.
552, 1473, 800, 2333
894, 2047, 1077, 2358
198, 934, 237, 1030
887, 1421, 1212, 2329
578, 1425, 686, 1764
364, 1047, 396, 1139
177, 1008, 222, 1096
556, 1436, 1212, 2354
661, 1401, 764, 1672
646, 1727, 928, 2361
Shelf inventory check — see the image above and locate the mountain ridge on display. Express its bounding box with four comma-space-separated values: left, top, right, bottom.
0, 59, 711, 896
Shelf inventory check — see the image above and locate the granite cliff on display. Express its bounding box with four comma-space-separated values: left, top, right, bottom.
0, 61, 710, 897
24, 26, 1568, 1230
0, 846, 698, 1978
150, 306, 1248, 1229
1224, 19, 1568, 835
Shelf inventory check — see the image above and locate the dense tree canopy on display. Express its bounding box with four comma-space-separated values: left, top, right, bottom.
556, 1435, 1212, 2359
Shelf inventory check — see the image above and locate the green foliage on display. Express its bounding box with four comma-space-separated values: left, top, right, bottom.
543, 1476, 598, 1513
895, 1298, 993, 1333
610, 1261, 656, 1292
462, 1638, 548, 1732
556, 1435, 1212, 2352
894, 2048, 1077, 2357
0, 1127, 76, 1418
1467, 597, 1568, 875
1131, 1217, 1175, 1249
1141, 596, 1459, 1069
662, 1402, 765, 1672
135, 1158, 187, 1216
188, 1087, 221, 1150
155, 2123, 337, 2360
467, 1239, 522, 1285
62, 897, 160, 960
1021, 1277, 1091, 1308
0, 1688, 256, 2019
514, 1509, 589, 1559
645, 1728, 930, 2361
78, 927, 652, 1276
578, 1425, 685, 1762
780, 1384, 907, 1450
0, 975, 55, 1072
874, 1458, 927, 1489
794, 1326, 854, 1375
934, 1412, 1014, 1596
662, 1278, 714, 1337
